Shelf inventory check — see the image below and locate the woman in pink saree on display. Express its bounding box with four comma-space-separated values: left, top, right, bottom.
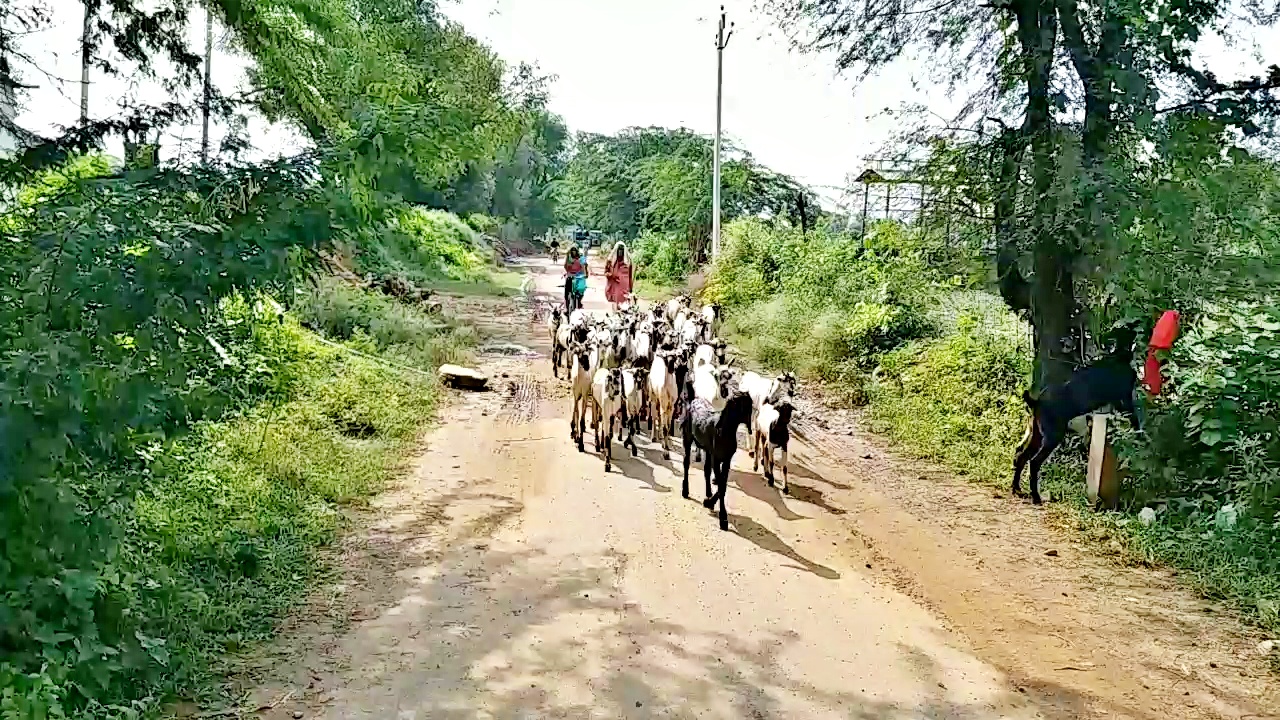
604, 241, 634, 311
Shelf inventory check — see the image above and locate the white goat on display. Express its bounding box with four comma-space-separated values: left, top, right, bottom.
692, 343, 714, 371
647, 351, 682, 460
591, 367, 624, 472
617, 367, 642, 455
679, 315, 706, 346
691, 340, 727, 372
688, 363, 736, 462
665, 295, 688, 321
753, 400, 795, 494
672, 309, 688, 338
568, 342, 596, 453
691, 364, 734, 411
740, 370, 798, 451
701, 303, 720, 339
630, 326, 653, 367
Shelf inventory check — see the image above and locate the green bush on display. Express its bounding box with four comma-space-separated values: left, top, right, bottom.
355, 208, 486, 285
463, 212, 500, 236
1114, 303, 1280, 631
867, 318, 1033, 479
130, 333, 439, 713
291, 276, 475, 370
709, 219, 934, 403
0, 160, 333, 717
633, 231, 692, 287
0, 151, 484, 715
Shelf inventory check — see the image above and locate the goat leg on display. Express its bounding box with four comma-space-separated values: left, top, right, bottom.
1028, 437, 1058, 505
681, 424, 693, 499
604, 416, 613, 473
779, 444, 789, 495
715, 460, 730, 531
1012, 418, 1040, 497
701, 450, 715, 507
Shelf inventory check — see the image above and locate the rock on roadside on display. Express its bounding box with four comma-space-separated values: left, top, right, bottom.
439, 364, 489, 391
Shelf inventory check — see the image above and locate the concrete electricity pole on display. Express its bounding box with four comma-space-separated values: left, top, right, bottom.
711, 6, 733, 260
79, 1, 93, 123
201, 5, 214, 164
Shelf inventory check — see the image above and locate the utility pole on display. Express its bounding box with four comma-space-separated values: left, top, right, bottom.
79, 1, 93, 123
201, 5, 214, 164
711, 5, 732, 260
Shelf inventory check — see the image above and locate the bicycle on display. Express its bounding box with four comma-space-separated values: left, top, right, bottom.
566, 271, 586, 314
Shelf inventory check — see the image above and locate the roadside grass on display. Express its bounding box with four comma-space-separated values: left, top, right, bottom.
428, 268, 522, 298
728, 296, 1280, 643
131, 280, 484, 712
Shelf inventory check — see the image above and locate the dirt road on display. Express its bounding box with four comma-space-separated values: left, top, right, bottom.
243, 258, 1279, 720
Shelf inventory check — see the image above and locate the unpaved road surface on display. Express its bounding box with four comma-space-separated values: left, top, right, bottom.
241, 258, 1279, 720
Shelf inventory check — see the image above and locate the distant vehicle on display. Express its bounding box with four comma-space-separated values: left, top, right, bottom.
572, 229, 604, 249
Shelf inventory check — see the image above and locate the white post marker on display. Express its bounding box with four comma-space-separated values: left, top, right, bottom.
1086, 413, 1121, 509
711, 6, 733, 260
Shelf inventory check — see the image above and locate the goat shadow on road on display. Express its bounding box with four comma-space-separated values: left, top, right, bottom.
726, 461, 848, 520
610, 442, 673, 494
728, 513, 841, 581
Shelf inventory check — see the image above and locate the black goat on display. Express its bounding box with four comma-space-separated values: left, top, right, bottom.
681, 391, 754, 531
1013, 355, 1143, 505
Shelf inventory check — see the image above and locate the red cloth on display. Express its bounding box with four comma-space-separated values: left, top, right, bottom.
1144, 310, 1181, 396
1145, 348, 1164, 396
605, 261, 633, 303
1150, 310, 1181, 350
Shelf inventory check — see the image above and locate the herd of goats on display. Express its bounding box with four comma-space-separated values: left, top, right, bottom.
543, 294, 798, 531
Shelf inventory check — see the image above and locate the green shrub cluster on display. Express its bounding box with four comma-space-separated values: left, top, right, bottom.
707, 218, 935, 397
292, 276, 476, 370
632, 231, 692, 287
707, 217, 1280, 637
0, 154, 483, 717
354, 208, 487, 285
1115, 304, 1280, 629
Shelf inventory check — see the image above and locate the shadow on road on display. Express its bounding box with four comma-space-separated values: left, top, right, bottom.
729, 513, 840, 580
612, 447, 672, 494
729, 469, 808, 521
250, 482, 1135, 720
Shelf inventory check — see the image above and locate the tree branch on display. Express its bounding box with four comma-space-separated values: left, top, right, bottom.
1055, 0, 1094, 82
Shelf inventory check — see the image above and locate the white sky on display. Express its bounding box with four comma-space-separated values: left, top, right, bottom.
442, 0, 945, 200
442, 0, 1279, 204
8, 0, 1278, 208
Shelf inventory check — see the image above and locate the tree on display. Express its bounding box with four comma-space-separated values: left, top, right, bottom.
765, 0, 1280, 387
555, 126, 817, 262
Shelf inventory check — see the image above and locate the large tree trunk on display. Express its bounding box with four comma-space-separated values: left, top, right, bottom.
1010, 0, 1079, 390
994, 125, 1029, 313
1058, 0, 1127, 363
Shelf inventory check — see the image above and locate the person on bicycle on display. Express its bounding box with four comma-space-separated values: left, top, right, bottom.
563, 245, 588, 310
548, 237, 560, 263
